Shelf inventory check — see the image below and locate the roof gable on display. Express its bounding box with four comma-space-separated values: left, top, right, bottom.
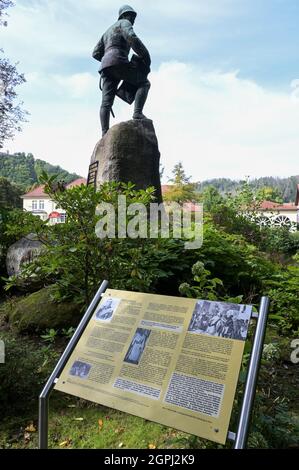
21, 185, 48, 198
22, 178, 87, 198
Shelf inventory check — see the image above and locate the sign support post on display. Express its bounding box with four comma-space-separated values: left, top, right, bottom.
233, 296, 270, 449
38, 280, 108, 449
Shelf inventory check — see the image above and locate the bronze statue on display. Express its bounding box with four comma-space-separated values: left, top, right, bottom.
92, 5, 151, 136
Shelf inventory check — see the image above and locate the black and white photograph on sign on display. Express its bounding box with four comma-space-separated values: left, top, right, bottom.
69, 361, 91, 379
124, 328, 151, 365
188, 300, 251, 340
94, 297, 120, 322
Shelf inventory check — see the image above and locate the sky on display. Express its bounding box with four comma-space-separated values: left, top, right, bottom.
1, 0, 299, 182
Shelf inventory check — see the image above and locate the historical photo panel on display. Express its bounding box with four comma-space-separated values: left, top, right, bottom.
124, 328, 151, 365
94, 297, 120, 322
69, 360, 91, 379
188, 300, 251, 340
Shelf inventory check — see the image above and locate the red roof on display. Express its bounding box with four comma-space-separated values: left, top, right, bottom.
21, 185, 48, 198
22, 178, 86, 198
66, 178, 87, 188
258, 200, 297, 211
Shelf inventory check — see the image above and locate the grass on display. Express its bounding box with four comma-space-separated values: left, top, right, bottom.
0, 394, 218, 449
0, 324, 298, 449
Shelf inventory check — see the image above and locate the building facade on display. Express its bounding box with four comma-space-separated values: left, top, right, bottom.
21, 178, 87, 224
249, 185, 299, 231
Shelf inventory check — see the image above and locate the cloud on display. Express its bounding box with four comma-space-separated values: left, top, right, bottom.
291, 79, 299, 100
113, 62, 299, 181
2, 0, 241, 72
7, 62, 299, 182
53, 73, 97, 98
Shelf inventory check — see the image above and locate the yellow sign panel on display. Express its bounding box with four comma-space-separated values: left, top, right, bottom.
55, 289, 252, 444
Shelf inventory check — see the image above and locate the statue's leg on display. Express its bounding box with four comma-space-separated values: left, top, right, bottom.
133, 80, 151, 120
100, 70, 119, 136
119, 64, 151, 120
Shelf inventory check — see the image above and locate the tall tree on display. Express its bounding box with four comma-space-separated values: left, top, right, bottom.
164, 162, 200, 204
0, 0, 13, 27
0, 0, 27, 148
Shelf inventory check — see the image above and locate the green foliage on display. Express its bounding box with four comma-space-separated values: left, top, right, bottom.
40, 328, 59, 343
4, 178, 193, 305
262, 228, 299, 257
61, 326, 75, 339
201, 184, 299, 258
256, 401, 299, 448
0, 53, 27, 148
0, 208, 41, 294
199, 175, 299, 203
0, 152, 81, 190
199, 223, 276, 300
179, 261, 223, 300
264, 264, 299, 334
0, 177, 22, 209
0, 333, 57, 417
262, 343, 281, 362
164, 162, 199, 203
255, 186, 283, 203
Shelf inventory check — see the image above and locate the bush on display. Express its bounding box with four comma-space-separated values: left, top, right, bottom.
264, 264, 299, 334
195, 223, 277, 301
4, 180, 197, 305
0, 333, 57, 417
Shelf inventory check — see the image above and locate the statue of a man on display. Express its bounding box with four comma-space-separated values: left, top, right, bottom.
92, 5, 151, 137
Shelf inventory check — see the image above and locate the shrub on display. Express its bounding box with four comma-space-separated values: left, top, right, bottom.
4, 180, 197, 305
0, 333, 57, 417
264, 264, 299, 334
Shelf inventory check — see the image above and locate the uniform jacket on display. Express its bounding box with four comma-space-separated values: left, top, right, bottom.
92, 19, 151, 71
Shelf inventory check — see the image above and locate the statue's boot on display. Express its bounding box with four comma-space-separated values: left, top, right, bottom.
100, 106, 110, 137
133, 82, 151, 120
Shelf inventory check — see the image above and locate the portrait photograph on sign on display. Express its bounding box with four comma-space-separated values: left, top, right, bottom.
124, 328, 151, 365
94, 297, 120, 322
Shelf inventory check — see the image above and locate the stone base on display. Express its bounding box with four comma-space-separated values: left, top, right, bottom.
90, 119, 162, 203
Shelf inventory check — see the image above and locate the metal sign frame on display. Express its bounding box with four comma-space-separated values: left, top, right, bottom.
38, 283, 269, 450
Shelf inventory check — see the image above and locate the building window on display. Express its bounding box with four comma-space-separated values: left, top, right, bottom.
59, 213, 67, 223
39, 200, 44, 210
32, 200, 38, 210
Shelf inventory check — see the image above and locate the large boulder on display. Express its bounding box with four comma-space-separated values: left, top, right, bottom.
6, 233, 44, 277
90, 119, 162, 203
3, 286, 82, 333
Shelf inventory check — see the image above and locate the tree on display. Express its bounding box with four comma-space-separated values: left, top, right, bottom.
0, 176, 22, 208
0, 152, 81, 190
256, 186, 283, 204
0, 0, 27, 148
0, 0, 13, 27
164, 162, 200, 204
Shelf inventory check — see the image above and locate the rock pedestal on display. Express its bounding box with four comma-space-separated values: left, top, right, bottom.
90, 119, 162, 203
6, 233, 44, 277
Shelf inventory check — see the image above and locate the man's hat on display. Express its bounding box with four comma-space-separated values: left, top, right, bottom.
118, 5, 137, 20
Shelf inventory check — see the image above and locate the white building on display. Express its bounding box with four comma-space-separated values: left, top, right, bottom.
21, 178, 87, 224
248, 185, 299, 231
